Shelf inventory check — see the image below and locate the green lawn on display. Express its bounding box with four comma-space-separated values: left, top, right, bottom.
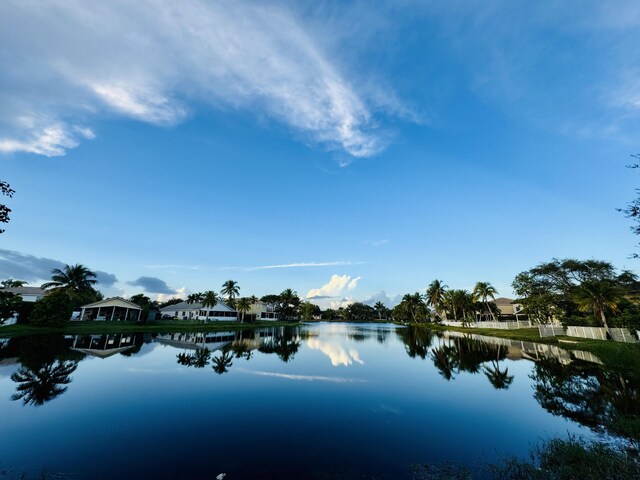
0, 320, 299, 338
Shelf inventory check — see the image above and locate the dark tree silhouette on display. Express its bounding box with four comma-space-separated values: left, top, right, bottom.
0, 180, 15, 234
11, 360, 78, 406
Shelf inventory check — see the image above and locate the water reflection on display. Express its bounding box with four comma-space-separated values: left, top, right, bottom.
531, 357, 640, 442
11, 359, 78, 406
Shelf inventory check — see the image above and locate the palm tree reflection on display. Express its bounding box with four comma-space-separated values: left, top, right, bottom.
11, 360, 79, 406
212, 351, 234, 375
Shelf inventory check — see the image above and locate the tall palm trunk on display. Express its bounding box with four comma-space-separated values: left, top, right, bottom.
599, 308, 613, 340
486, 299, 496, 322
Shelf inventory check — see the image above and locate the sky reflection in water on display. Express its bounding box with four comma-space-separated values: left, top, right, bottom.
0, 323, 635, 479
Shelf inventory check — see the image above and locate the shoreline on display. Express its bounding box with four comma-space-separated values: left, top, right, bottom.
0, 320, 301, 339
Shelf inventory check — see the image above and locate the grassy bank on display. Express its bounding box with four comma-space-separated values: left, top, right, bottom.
0, 320, 300, 339
417, 322, 640, 374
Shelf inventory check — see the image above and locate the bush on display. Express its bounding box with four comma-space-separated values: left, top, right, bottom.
30, 293, 72, 327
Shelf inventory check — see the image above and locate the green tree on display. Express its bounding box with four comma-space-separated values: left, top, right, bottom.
619, 155, 640, 257
426, 279, 448, 320
472, 281, 498, 321
299, 302, 316, 322
392, 293, 428, 323
201, 291, 219, 322
277, 289, 301, 321
0, 180, 15, 234
374, 301, 387, 320
30, 292, 73, 327
221, 280, 240, 304
186, 292, 203, 305
41, 264, 100, 309
1, 279, 27, 288
0, 291, 23, 323
235, 297, 251, 323
572, 280, 624, 338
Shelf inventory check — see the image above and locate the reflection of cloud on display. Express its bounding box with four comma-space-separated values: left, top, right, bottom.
372, 404, 400, 415
239, 369, 366, 383
307, 338, 364, 366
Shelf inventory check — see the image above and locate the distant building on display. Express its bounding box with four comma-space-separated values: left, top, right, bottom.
491, 297, 525, 319
0, 286, 45, 303
78, 297, 143, 322
249, 300, 281, 321
160, 301, 237, 322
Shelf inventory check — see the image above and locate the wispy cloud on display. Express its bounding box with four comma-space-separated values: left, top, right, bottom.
0, 0, 400, 158
223, 261, 364, 272
238, 369, 367, 383
366, 239, 390, 247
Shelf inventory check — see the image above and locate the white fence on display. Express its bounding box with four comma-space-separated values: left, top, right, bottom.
566, 326, 638, 343
440, 320, 532, 330
538, 325, 566, 337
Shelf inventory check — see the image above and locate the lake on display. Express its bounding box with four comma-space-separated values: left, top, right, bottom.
0, 322, 637, 479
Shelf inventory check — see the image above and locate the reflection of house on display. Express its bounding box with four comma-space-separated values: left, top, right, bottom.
160, 301, 237, 322
491, 298, 525, 319
154, 331, 237, 351
78, 297, 142, 322
250, 300, 281, 321
0, 286, 46, 302
70, 333, 141, 357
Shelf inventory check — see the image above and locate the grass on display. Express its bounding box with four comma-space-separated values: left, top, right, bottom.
0, 319, 300, 339
417, 322, 640, 374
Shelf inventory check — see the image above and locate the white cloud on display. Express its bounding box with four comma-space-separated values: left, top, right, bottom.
307, 274, 361, 299
224, 261, 363, 271
0, 0, 397, 158
362, 290, 402, 308
155, 286, 189, 303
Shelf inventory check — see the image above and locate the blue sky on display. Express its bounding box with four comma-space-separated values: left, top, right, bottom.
1, 0, 639, 307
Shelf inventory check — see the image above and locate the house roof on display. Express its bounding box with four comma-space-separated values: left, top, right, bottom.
81, 297, 142, 310
492, 297, 517, 306
0, 286, 45, 296
160, 300, 235, 312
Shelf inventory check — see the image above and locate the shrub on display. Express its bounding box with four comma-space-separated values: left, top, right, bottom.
30, 293, 72, 327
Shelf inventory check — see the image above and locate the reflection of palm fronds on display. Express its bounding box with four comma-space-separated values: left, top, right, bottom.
212, 352, 233, 375
176, 349, 211, 368
11, 360, 78, 406
483, 361, 514, 390
431, 345, 459, 381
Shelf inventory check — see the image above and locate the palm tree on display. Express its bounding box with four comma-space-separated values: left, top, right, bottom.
186, 293, 203, 305
572, 280, 624, 339
473, 282, 498, 322
278, 289, 300, 321
221, 280, 240, 303
426, 280, 448, 320
41, 264, 97, 306
483, 361, 514, 390
201, 290, 219, 322
236, 297, 251, 323
374, 301, 386, 320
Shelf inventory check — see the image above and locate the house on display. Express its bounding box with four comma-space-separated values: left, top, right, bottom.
160, 300, 237, 322
78, 297, 143, 322
491, 297, 525, 319
0, 286, 45, 302
249, 300, 281, 321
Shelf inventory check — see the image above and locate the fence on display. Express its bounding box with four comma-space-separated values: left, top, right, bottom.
538, 325, 566, 337
566, 326, 638, 343
440, 320, 532, 330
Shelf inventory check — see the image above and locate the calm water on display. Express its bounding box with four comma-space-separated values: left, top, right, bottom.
0, 322, 637, 479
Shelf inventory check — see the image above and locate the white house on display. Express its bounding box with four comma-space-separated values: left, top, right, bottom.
249, 300, 281, 321
0, 286, 45, 302
78, 297, 143, 322
160, 301, 237, 322
0, 286, 47, 325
